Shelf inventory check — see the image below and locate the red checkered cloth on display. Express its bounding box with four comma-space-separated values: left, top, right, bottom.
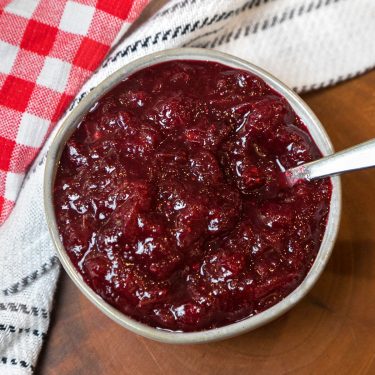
0, 0, 148, 225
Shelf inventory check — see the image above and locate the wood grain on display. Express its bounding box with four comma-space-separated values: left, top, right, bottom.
37, 65, 375, 375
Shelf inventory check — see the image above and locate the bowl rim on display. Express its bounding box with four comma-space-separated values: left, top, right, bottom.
44, 47, 341, 344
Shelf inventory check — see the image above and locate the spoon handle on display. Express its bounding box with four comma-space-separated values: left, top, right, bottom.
286, 138, 375, 184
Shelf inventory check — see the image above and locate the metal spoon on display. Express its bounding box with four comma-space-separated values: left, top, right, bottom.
285, 138, 375, 187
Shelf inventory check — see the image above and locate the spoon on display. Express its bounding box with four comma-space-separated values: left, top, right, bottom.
285, 138, 375, 187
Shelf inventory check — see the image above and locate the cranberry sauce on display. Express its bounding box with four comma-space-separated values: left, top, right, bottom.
54, 60, 332, 332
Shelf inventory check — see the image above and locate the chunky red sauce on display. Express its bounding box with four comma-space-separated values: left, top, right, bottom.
54, 60, 331, 332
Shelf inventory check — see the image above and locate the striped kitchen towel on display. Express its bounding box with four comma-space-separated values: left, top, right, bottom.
0, 0, 374, 373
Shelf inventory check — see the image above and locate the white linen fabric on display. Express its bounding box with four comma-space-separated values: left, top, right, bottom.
0, 0, 374, 373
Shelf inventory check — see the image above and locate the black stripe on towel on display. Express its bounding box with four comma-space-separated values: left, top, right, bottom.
2, 255, 59, 296
188, 0, 343, 49
0, 324, 47, 340
154, 0, 198, 19
294, 64, 375, 93
0, 302, 48, 319
1, 357, 35, 371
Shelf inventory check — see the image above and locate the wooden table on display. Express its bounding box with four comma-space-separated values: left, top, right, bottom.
37, 51, 375, 374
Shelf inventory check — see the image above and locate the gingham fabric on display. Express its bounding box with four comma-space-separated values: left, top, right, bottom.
0, 0, 149, 225
1, 0, 375, 374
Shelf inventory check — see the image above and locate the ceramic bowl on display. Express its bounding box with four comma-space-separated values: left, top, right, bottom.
44, 48, 341, 344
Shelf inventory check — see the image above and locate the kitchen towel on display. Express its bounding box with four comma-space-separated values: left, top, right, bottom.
0, 0, 374, 373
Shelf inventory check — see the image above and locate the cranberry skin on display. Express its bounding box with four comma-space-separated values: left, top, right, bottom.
54, 60, 332, 332
240, 96, 295, 136
184, 118, 232, 152
188, 149, 223, 184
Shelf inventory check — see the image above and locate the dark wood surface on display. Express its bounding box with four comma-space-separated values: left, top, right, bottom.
37, 68, 375, 375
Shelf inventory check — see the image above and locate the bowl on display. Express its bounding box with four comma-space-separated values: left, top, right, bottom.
44, 48, 341, 344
